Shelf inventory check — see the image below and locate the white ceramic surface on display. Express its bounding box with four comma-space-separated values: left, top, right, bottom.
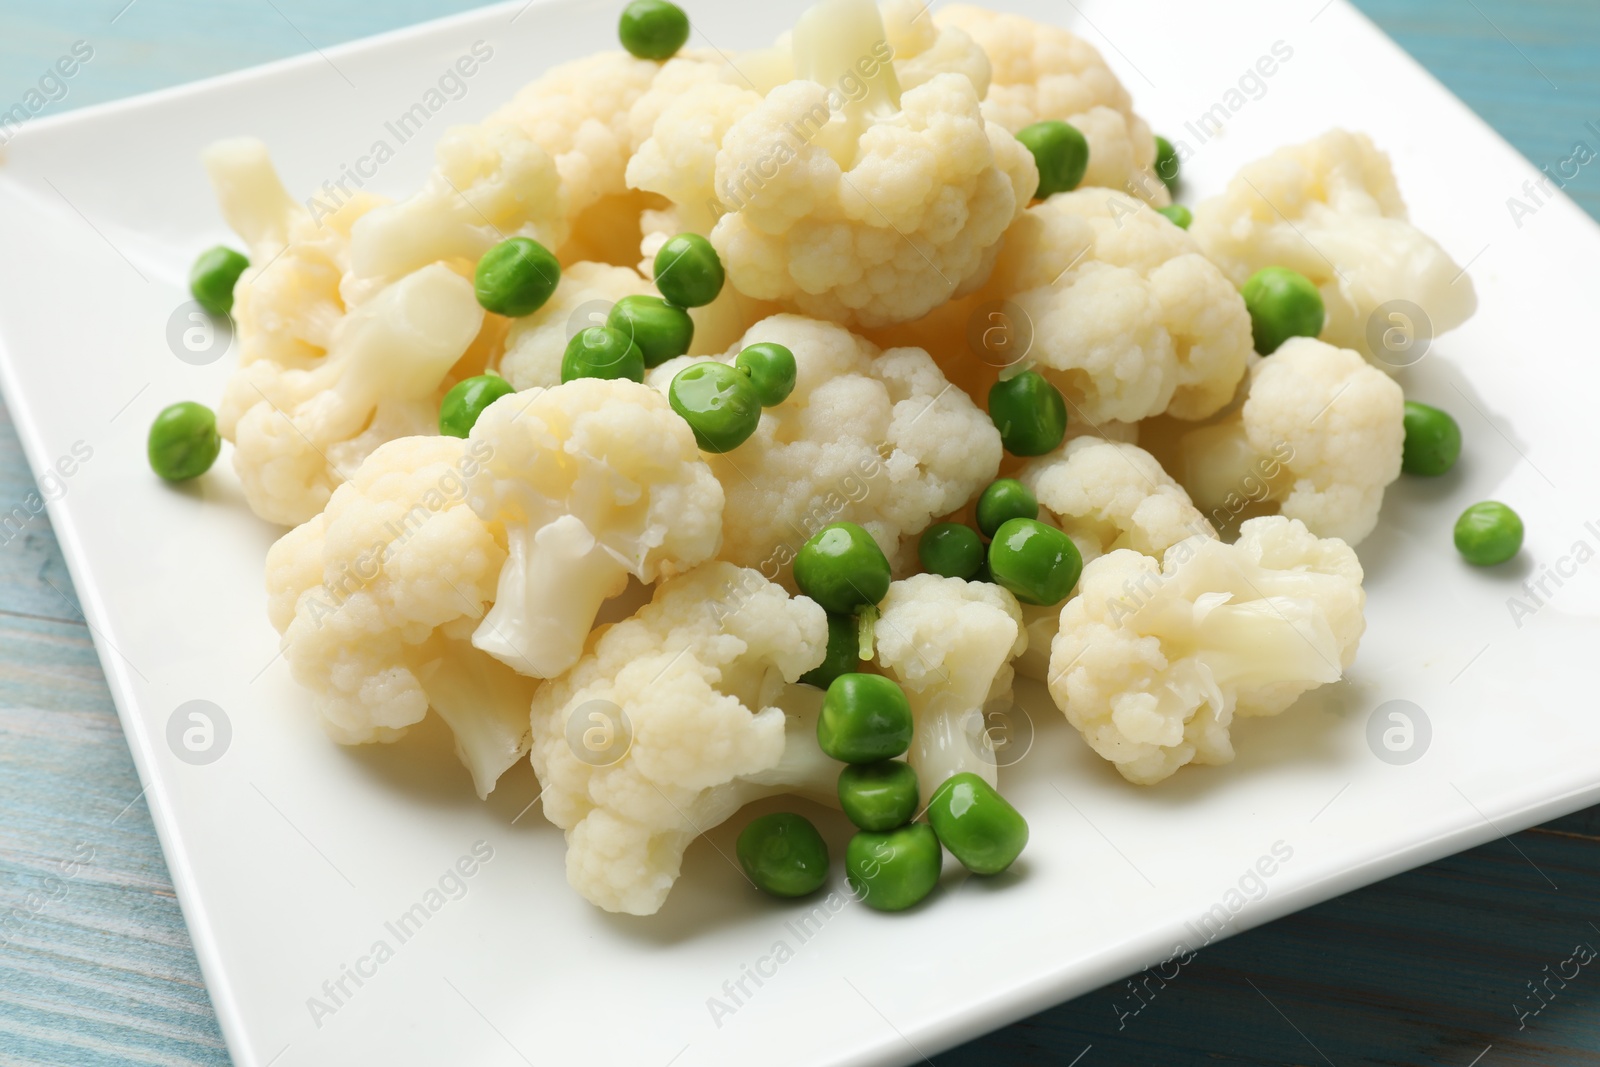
1, 1, 1597, 1064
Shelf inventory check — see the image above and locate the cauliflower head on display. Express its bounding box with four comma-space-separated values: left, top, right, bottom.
648, 313, 1000, 577
488, 51, 663, 236
874, 574, 1026, 799
217, 257, 484, 527
1191, 129, 1477, 363
465, 379, 724, 679
983, 189, 1252, 424
934, 4, 1168, 203
703, 0, 1037, 328
528, 562, 834, 915
1020, 436, 1214, 565
1048, 516, 1366, 784
266, 435, 536, 798
349, 122, 566, 283
202, 138, 388, 376
1177, 338, 1403, 545
879, 0, 992, 95
496, 261, 654, 390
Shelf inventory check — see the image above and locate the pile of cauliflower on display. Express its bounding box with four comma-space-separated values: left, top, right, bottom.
209, 0, 1477, 915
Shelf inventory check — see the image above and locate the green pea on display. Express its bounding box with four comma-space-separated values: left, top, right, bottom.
918, 522, 984, 580
846, 823, 942, 912
1016, 120, 1089, 198
838, 760, 919, 832
987, 371, 1067, 457
189, 246, 249, 317
561, 325, 644, 384
975, 479, 1039, 539
607, 295, 694, 368
653, 233, 724, 308
801, 613, 860, 690
475, 237, 561, 317
794, 522, 892, 615
1454, 501, 1523, 566
1155, 135, 1180, 191
736, 812, 829, 898
438, 374, 514, 438
926, 772, 1028, 875
1156, 204, 1193, 229
148, 401, 221, 482
1241, 266, 1325, 355
988, 517, 1081, 606
1401, 400, 1462, 477
734, 342, 797, 407
618, 0, 690, 60
818, 673, 913, 764
668, 361, 761, 452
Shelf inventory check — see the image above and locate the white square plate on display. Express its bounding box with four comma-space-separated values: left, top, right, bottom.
2, 1, 1597, 1064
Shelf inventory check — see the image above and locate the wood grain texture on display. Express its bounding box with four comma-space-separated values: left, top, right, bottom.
0, 1, 1595, 1064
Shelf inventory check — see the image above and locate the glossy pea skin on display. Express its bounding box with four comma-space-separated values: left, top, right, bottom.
801, 613, 860, 690
926, 772, 1028, 875
618, 0, 690, 60
148, 401, 221, 482
474, 237, 560, 317
1401, 400, 1462, 476
918, 522, 985, 580
439, 375, 514, 438
668, 361, 762, 452
846, 823, 942, 912
975, 479, 1039, 539
1016, 120, 1089, 198
988, 517, 1082, 606
818, 673, 914, 764
653, 233, 725, 308
737, 813, 829, 898
794, 522, 892, 615
1154, 135, 1181, 191
607, 295, 694, 368
1454, 501, 1523, 566
1241, 267, 1325, 355
838, 760, 919, 832
735, 342, 798, 407
1156, 204, 1193, 230
561, 326, 645, 384
987, 371, 1067, 457
189, 246, 249, 316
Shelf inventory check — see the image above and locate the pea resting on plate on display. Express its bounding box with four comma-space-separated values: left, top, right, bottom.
1454, 501, 1522, 566
737, 812, 829, 898
148, 401, 221, 482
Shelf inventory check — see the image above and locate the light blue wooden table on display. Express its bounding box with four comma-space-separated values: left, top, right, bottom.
1, 1, 1597, 1064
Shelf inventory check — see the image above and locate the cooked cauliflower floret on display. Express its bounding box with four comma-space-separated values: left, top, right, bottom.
1176, 338, 1403, 545
1191, 129, 1477, 363
934, 4, 1168, 202
488, 52, 663, 237
879, 0, 992, 94
1013, 436, 1215, 681
266, 435, 536, 798
466, 379, 724, 679
496, 261, 654, 390
1048, 516, 1366, 784
218, 240, 484, 526
529, 563, 835, 914
349, 123, 566, 283
1020, 436, 1215, 565
978, 190, 1252, 423
648, 313, 1000, 578
700, 0, 1036, 328
874, 574, 1026, 799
